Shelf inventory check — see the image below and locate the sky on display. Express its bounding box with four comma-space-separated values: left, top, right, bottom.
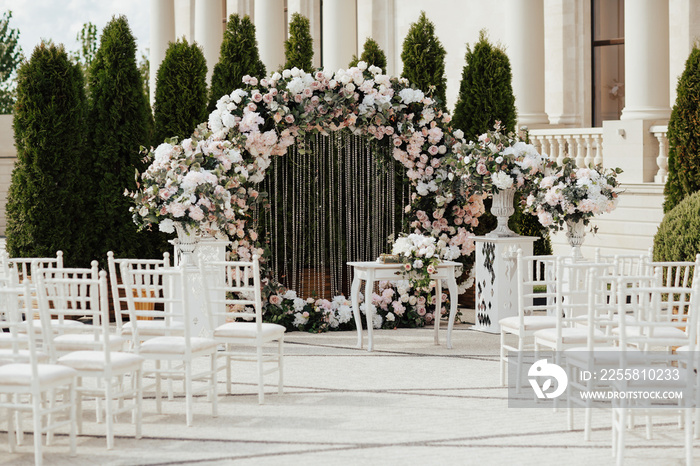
0, 0, 150, 60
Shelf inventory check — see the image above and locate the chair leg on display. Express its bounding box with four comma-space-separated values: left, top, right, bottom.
277, 338, 284, 395
69, 383, 77, 457
155, 360, 162, 414
105, 380, 114, 450
257, 345, 265, 405
226, 351, 232, 394
210, 352, 218, 418
500, 330, 506, 386
185, 361, 193, 427
7, 404, 16, 453
32, 392, 43, 466
135, 367, 143, 439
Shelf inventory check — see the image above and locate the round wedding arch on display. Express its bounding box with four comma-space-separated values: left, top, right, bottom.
132, 63, 485, 330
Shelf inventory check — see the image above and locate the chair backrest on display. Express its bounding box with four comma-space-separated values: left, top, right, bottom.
516, 251, 560, 323
594, 248, 652, 276
7, 250, 64, 284
199, 256, 262, 332
0, 278, 40, 370
107, 251, 171, 333
34, 266, 110, 363
120, 261, 191, 351
645, 255, 700, 329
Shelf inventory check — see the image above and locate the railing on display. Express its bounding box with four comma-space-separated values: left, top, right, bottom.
528, 125, 669, 184
527, 128, 604, 168
650, 125, 668, 184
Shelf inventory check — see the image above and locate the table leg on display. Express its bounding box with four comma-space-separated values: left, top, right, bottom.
364, 273, 375, 352
434, 279, 442, 345
350, 276, 363, 349
446, 276, 459, 349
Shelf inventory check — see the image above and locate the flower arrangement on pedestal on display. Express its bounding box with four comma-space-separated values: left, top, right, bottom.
457, 123, 549, 237
522, 159, 622, 259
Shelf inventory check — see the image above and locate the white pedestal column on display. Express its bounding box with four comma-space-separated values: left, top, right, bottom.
505, 0, 548, 126
195, 0, 224, 85
173, 237, 231, 337
473, 236, 537, 334
322, 0, 357, 72
150, 0, 175, 107
620, 0, 670, 121
254, 0, 285, 72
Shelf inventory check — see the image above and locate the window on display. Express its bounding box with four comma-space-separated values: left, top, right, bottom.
592, 0, 624, 126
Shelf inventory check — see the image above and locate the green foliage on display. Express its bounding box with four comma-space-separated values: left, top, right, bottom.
6, 43, 91, 265
0, 10, 23, 113
284, 13, 313, 71
509, 195, 552, 255
400, 11, 446, 107
138, 49, 150, 98
663, 45, 700, 212
87, 16, 158, 261
153, 38, 208, 144
654, 190, 700, 262
349, 38, 387, 73
71, 22, 98, 68
453, 30, 517, 142
209, 14, 266, 112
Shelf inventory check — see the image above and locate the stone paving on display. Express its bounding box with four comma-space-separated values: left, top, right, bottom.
1, 321, 695, 465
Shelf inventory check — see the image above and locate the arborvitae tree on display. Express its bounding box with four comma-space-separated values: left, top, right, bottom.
349, 38, 387, 73
400, 11, 447, 107
453, 30, 517, 142
209, 14, 266, 112
663, 45, 700, 212
6, 43, 90, 265
87, 16, 155, 260
153, 38, 208, 143
284, 13, 313, 71
0, 10, 23, 113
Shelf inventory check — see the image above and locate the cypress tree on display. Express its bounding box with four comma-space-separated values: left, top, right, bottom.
87, 16, 155, 260
349, 38, 387, 73
153, 38, 208, 144
6, 43, 90, 265
284, 13, 313, 72
663, 45, 700, 212
209, 14, 266, 112
400, 11, 447, 107
453, 30, 517, 142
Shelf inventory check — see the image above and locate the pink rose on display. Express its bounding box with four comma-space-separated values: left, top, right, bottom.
476, 163, 488, 175
269, 295, 282, 305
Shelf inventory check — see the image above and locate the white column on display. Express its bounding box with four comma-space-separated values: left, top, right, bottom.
620, 0, 670, 120
150, 0, 175, 107
254, 0, 285, 72
322, 0, 357, 72
195, 0, 224, 85
505, 0, 548, 126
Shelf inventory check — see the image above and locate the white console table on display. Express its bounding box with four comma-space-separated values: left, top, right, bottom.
348, 260, 460, 351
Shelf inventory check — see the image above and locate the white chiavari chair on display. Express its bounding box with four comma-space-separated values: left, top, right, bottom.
199, 256, 285, 404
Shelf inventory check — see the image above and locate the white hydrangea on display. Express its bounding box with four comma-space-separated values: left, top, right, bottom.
491, 171, 514, 190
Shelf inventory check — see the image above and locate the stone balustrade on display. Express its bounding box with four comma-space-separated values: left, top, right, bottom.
650, 124, 669, 184
528, 128, 604, 168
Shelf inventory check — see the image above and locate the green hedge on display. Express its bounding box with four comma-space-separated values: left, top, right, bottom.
349, 38, 387, 73
284, 13, 313, 72
6, 43, 91, 265
653, 190, 700, 262
209, 14, 266, 112
400, 11, 446, 107
153, 38, 208, 144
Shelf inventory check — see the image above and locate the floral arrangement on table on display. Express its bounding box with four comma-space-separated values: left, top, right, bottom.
458, 122, 550, 196
391, 233, 460, 291
127, 137, 257, 242
522, 159, 622, 231
129, 62, 488, 331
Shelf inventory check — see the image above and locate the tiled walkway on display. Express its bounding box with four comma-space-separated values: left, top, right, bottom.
2, 324, 694, 465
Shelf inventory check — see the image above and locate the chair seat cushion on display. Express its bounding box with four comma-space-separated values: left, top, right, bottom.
534, 327, 605, 345
121, 320, 185, 336
0, 363, 76, 386
54, 334, 125, 352
565, 346, 643, 365
0, 333, 28, 348
499, 316, 557, 332
612, 325, 687, 340
58, 351, 144, 372
213, 322, 286, 340
28, 319, 85, 333
139, 336, 218, 354
0, 349, 50, 365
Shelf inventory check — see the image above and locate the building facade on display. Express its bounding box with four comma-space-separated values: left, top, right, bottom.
144, 0, 700, 257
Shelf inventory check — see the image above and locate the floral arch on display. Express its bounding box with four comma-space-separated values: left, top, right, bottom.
131, 63, 486, 331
